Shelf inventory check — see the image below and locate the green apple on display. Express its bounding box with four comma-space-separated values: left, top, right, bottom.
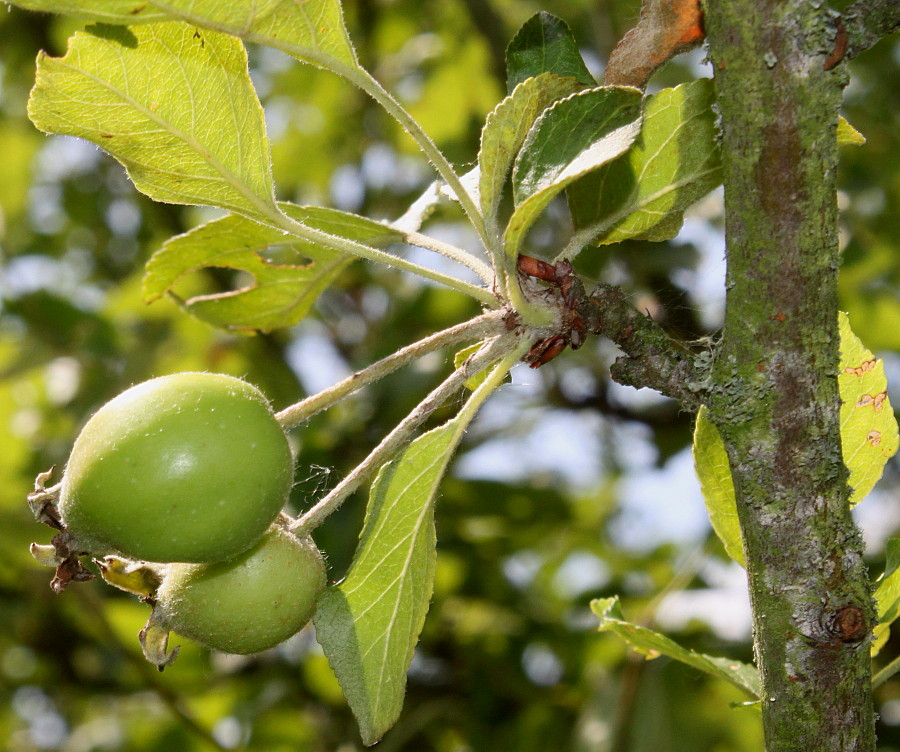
59, 372, 293, 563
155, 526, 326, 654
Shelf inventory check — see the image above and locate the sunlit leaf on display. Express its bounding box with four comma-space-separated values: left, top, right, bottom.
504, 86, 642, 259
505, 11, 595, 93
143, 203, 403, 332
591, 596, 760, 698
839, 311, 899, 504
567, 78, 721, 250
6, 0, 167, 23
693, 406, 744, 566
314, 414, 473, 745
29, 22, 278, 220
873, 539, 900, 656
6, 0, 359, 70
695, 314, 898, 567
837, 116, 865, 146
478, 73, 583, 232
148, 0, 359, 70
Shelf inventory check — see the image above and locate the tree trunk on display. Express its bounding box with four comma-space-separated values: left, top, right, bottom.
702, 1, 876, 750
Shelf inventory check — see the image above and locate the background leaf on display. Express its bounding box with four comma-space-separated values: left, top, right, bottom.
505, 11, 595, 93
504, 86, 642, 258
566, 78, 721, 250
591, 597, 761, 698
693, 406, 744, 566
838, 311, 899, 504
143, 204, 403, 332
478, 73, 583, 232
28, 22, 278, 220
314, 413, 473, 746
837, 116, 866, 146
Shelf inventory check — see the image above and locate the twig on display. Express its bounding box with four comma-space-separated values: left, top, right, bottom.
289, 333, 519, 535
275, 310, 510, 429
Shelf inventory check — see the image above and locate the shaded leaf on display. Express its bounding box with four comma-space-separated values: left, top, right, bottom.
839, 311, 899, 504
873, 539, 900, 656
314, 415, 471, 745
504, 86, 642, 258
505, 11, 595, 93
143, 204, 403, 332
29, 22, 277, 220
478, 73, 583, 232
693, 406, 744, 566
567, 78, 721, 250
591, 597, 760, 698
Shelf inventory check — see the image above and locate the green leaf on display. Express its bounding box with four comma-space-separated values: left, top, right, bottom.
838, 311, 899, 504
314, 414, 472, 745
28, 22, 278, 221
505, 11, 595, 93
6, 0, 359, 70
591, 597, 760, 698
693, 406, 744, 567
837, 116, 865, 146
478, 73, 583, 232
873, 539, 900, 656
143, 203, 403, 332
5, 0, 167, 23
504, 86, 642, 259
148, 0, 359, 70
567, 78, 721, 250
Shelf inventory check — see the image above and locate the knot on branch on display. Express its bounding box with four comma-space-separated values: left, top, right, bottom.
515, 255, 709, 408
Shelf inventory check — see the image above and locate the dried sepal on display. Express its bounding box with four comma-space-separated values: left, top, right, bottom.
95, 556, 164, 600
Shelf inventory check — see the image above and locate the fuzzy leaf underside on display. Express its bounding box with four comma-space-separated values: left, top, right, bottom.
591, 597, 761, 698
505, 11, 596, 93
143, 204, 403, 332
28, 22, 277, 221
8, 0, 359, 69
478, 73, 584, 231
504, 86, 643, 258
313, 417, 469, 745
567, 78, 721, 250
693, 314, 898, 568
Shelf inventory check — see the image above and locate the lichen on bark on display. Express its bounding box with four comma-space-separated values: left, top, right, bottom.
701, 1, 877, 749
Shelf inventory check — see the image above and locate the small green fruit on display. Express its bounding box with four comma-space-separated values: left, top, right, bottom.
155, 527, 326, 655
59, 372, 293, 563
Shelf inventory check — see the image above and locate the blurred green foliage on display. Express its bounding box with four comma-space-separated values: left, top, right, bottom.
0, 1, 897, 750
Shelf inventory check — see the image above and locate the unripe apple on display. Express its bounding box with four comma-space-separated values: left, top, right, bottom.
59, 372, 293, 563
155, 527, 326, 655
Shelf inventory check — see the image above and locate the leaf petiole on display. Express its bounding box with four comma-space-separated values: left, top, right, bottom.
275, 309, 510, 429
289, 333, 525, 535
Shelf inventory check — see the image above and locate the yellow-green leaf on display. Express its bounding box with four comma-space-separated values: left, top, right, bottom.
143, 203, 403, 332
872, 539, 900, 656
838, 311, 899, 504
28, 22, 278, 220
693, 406, 744, 566
837, 116, 865, 146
